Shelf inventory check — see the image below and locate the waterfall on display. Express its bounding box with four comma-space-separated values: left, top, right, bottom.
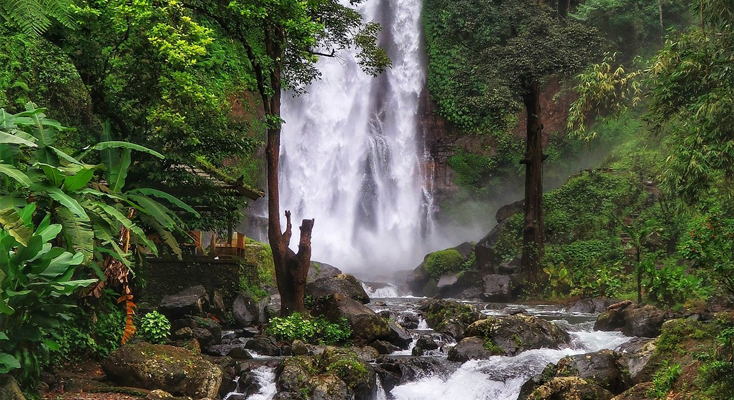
281, 0, 434, 274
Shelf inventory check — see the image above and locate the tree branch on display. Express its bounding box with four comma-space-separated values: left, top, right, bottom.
283, 210, 292, 244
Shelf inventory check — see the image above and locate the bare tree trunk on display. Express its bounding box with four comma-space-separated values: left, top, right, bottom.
520, 81, 545, 284
261, 24, 315, 316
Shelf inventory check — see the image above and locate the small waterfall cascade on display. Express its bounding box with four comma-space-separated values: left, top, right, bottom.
280, 0, 434, 273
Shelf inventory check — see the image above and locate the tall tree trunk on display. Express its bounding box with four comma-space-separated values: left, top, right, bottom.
261, 24, 314, 316
520, 81, 545, 284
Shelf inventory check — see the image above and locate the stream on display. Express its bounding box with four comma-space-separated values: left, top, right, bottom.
234, 289, 632, 400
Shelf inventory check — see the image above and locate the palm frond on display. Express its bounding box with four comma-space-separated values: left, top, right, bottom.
0, 0, 76, 35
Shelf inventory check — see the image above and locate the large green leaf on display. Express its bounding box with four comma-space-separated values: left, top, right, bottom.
91, 141, 164, 159
93, 201, 158, 255
0, 164, 32, 188
0, 131, 37, 147
127, 194, 178, 229
62, 167, 95, 192
56, 207, 93, 264
38, 163, 65, 187
109, 148, 131, 192
0, 353, 20, 373
131, 188, 200, 217
0, 208, 32, 246
40, 252, 83, 279
36, 185, 89, 220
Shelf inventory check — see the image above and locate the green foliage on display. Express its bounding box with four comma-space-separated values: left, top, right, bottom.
266, 313, 351, 345
0, 0, 77, 36
424, 249, 466, 280
50, 300, 124, 364
679, 211, 734, 295
0, 104, 191, 265
324, 354, 369, 388
647, 0, 734, 205
649, 361, 682, 399
0, 209, 96, 388
542, 262, 571, 300
447, 150, 497, 187
138, 311, 171, 344
573, 0, 693, 61
646, 259, 701, 305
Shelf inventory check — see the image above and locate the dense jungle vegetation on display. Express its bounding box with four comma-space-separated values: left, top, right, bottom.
0, 0, 732, 398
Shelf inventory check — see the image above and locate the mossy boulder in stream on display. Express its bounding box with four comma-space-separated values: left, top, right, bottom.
419, 299, 482, 340
306, 274, 370, 304
101, 343, 222, 398
465, 314, 570, 356
522, 377, 614, 400
407, 243, 474, 296
312, 293, 390, 345
275, 347, 376, 400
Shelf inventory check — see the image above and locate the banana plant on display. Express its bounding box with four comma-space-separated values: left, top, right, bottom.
0, 103, 197, 268
0, 205, 96, 387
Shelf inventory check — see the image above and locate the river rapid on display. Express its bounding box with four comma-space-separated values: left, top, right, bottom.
234, 287, 632, 400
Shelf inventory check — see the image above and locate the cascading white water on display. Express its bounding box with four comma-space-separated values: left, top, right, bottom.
390, 328, 631, 400
281, 0, 435, 273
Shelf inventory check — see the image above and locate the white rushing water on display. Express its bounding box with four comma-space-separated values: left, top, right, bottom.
244, 367, 277, 400
390, 328, 631, 400
281, 0, 436, 273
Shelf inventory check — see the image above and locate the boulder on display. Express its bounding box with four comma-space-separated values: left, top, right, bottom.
0, 375, 25, 400
594, 303, 667, 338
159, 285, 209, 319
387, 319, 412, 349
623, 306, 666, 337
498, 257, 522, 274
407, 243, 474, 296
312, 293, 390, 345
465, 315, 570, 356
232, 293, 270, 327
276, 348, 376, 400
244, 336, 281, 356
419, 299, 482, 340
306, 274, 370, 304
309, 375, 348, 400
481, 274, 512, 302
555, 350, 632, 394
475, 220, 510, 271
369, 340, 398, 354
447, 336, 498, 362
101, 343, 222, 398
374, 357, 445, 393
567, 298, 616, 314
611, 382, 655, 400
522, 377, 614, 400
616, 338, 656, 383
415, 335, 439, 351
308, 261, 342, 282
495, 199, 523, 223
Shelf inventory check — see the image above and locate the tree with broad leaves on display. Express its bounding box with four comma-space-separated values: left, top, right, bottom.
181, 0, 390, 315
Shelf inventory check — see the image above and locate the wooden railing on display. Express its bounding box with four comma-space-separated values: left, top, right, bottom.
188, 230, 246, 258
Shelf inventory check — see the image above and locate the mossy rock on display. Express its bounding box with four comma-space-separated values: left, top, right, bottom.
465, 315, 570, 356
101, 343, 222, 398
420, 299, 481, 339
424, 249, 466, 280
524, 377, 614, 400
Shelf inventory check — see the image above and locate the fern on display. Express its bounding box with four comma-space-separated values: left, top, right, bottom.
0, 0, 76, 35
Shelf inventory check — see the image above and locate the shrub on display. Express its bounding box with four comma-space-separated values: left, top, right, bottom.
424, 249, 466, 280
266, 313, 351, 345
138, 311, 171, 344
0, 208, 97, 388
648, 362, 681, 399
